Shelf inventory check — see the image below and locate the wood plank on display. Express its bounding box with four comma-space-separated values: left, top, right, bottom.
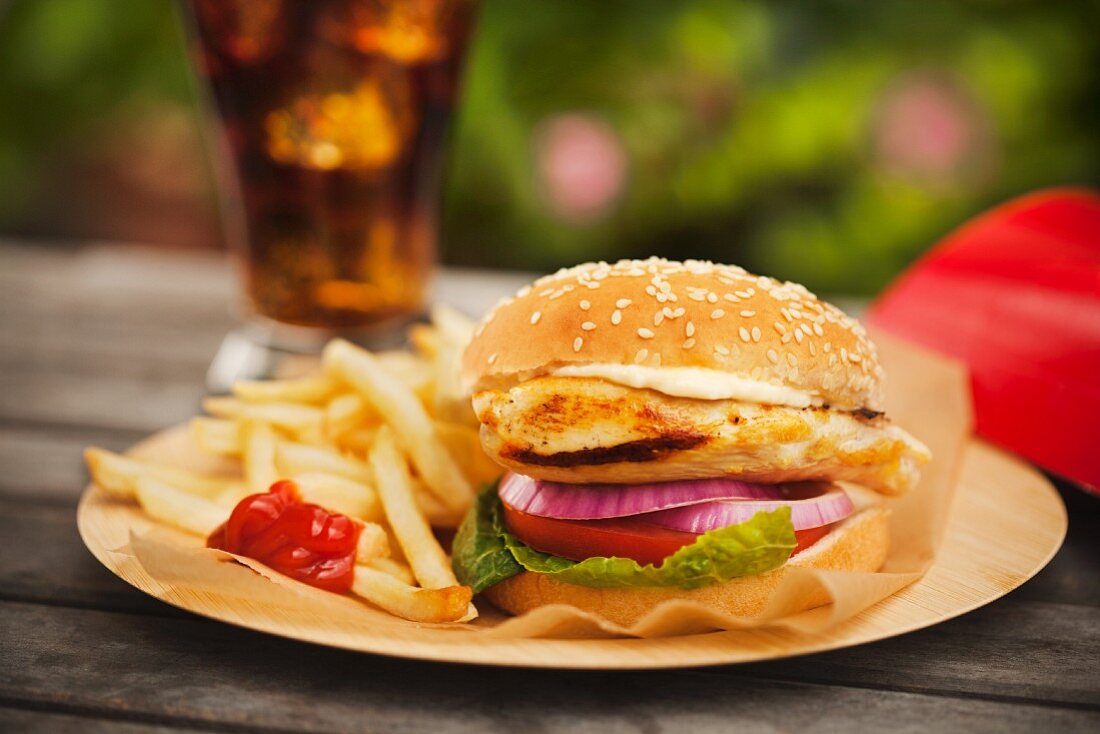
1, 495, 1096, 705
0, 243, 526, 373
0, 425, 138, 502
0, 500, 179, 616
0, 242, 529, 325
0, 708, 209, 734
738, 596, 1100, 706
0, 371, 205, 434
1, 602, 1097, 734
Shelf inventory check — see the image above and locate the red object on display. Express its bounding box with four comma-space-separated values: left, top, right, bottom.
207, 480, 362, 592
867, 189, 1100, 493
501, 495, 830, 566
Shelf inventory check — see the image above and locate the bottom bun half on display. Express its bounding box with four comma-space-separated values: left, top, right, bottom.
483, 505, 889, 628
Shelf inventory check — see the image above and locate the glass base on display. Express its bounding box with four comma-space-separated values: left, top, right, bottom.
205, 313, 422, 394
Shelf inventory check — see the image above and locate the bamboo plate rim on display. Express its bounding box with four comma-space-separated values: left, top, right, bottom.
77, 426, 1067, 669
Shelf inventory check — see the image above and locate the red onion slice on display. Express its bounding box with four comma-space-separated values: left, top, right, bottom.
499, 472, 809, 520
639, 485, 855, 533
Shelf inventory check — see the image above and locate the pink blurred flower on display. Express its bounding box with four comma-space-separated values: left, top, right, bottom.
872, 72, 996, 185
534, 113, 628, 223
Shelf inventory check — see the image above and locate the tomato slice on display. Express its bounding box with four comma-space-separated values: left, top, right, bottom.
501, 497, 833, 567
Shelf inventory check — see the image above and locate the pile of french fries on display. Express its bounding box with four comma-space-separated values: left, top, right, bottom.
85, 307, 501, 624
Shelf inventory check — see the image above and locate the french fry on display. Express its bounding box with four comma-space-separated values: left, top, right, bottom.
214, 483, 250, 508
368, 428, 461, 590
324, 340, 473, 512
407, 324, 440, 359
375, 350, 435, 406
412, 480, 463, 528
350, 565, 471, 623
431, 341, 475, 425
134, 475, 226, 536
292, 472, 383, 522
242, 422, 279, 493
433, 421, 503, 487
232, 373, 338, 404
277, 440, 372, 483
203, 397, 323, 434
334, 425, 379, 455
428, 305, 478, 424
85, 448, 229, 499
324, 393, 371, 438
364, 557, 416, 585
430, 303, 476, 346
355, 522, 390, 563
190, 417, 241, 456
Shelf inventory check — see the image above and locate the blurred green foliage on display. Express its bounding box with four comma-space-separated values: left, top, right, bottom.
1, 0, 1097, 294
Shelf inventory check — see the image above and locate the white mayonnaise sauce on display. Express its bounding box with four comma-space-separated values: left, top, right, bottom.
550, 363, 821, 408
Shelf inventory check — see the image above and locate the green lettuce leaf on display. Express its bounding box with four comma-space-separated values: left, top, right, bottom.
453, 485, 797, 592
451, 486, 523, 593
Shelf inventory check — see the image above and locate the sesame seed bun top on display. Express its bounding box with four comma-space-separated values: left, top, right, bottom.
461, 258, 885, 410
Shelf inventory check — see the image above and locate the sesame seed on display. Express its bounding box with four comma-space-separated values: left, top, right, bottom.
824, 342, 831, 352
637, 328, 655, 339
723, 293, 740, 302
739, 327, 751, 343
781, 333, 792, 344
487, 353, 498, 365
616, 298, 632, 308
538, 288, 555, 297
581, 321, 596, 331
654, 311, 665, 326
850, 352, 862, 363
787, 353, 798, 367
685, 321, 695, 337
611, 309, 622, 325
808, 342, 817, 356
774, 322, 786, 335
711, 309, 726, 319
656, 293, 669, 303
530, 311, 542, 325
645, 285, 658, 296
800, 323, 812, 335
658, 281, 672, 293
707, 292, 719, 303
751, 326, 761, 342
683, 338, 696, 349
740, 310, 756, 317
715, 345, 730, 355
795, 329, 804, 343
579, 299, 591, 311
573, 337, 583, 352
689, 292, 706, 301
634, 348, 649, 364
813, 323, 824, 336
766, 349, 779, 364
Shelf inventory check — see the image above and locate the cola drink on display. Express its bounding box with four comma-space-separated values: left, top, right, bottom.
182, 0, 477, 332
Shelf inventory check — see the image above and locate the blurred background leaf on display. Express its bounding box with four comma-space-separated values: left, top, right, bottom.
0, 0, 1096, 293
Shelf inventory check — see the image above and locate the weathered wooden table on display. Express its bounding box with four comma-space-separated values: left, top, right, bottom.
1, 241, 1097, 733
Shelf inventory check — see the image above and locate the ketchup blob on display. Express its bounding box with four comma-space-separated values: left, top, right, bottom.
207, 480, 362, 593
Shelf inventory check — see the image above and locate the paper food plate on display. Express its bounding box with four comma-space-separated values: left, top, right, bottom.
77, 424, 1066, 669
